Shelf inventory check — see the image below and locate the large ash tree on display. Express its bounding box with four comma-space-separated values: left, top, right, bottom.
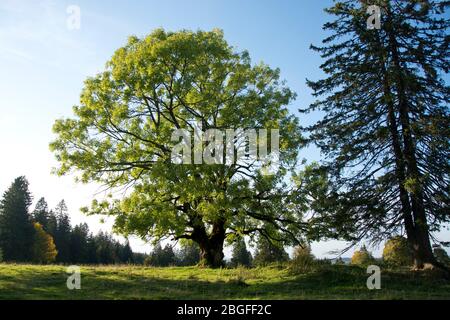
50, 29, 304, 267
301, 1, 449, 270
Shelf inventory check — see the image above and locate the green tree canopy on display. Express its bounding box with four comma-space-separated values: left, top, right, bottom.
50, 29, 305, 267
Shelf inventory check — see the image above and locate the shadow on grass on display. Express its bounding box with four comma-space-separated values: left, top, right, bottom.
0, 265, 449, 300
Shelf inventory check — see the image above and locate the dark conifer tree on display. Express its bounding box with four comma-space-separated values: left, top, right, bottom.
253, 236, 289, 266
120, 240, 134, 263
177, 241, 201, 266
301, 0, 449, 269
147, 243, 176, 266
0, 176, 34, 261
54, 200, 72, 263
69, 223, 90, 263
46, 210, 58, 238
230, 238, 253, 267
33, 197, 50, 231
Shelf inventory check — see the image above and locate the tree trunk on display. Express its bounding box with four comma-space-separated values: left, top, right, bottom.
198, 239, 225, 268
191, 219, 226, 268
410, 229, 437, 269
385, 17, 443, 271
382, 64, 417, 251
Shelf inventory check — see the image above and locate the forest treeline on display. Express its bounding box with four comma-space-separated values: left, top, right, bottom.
0, 176, 293, 266
1, 176, 449, 268
0, 176, 135, 264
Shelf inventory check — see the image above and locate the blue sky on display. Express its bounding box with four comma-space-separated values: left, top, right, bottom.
0, 0, 448, 257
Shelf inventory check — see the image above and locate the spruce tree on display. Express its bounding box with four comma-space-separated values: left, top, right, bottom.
33, 197, 50, 231
301, 0, 449, 270
69, 223, 90, 263
0, 176, 34, 262
253, 236, 289, 266
54, 200, 72, 263
121, 240, 134, 263
177, 241, 201, 266
230, 238, 253, 267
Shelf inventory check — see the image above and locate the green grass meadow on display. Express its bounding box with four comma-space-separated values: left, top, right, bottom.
0, 263, 449, 300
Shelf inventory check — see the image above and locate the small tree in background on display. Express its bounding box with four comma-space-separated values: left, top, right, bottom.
290, 244, 316, 274
434, 246, 450, 266
69, 223, 89, 263
253, 236, 289, 266
177, 241, 200, 266
120, 240, 134, 264
0, 248, 3, 262
95, 232, 116, 264
33, 198, 50, 231
32, 223, 57, 264
351, 245, 375, 266
146, 243, 176, 267
383, 236, 413, 267
54, 200, 72, 263
230, 239, 252, 267
0, 176, 34, 262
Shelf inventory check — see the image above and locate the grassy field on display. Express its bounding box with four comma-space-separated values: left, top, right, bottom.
0, 263, 449, 300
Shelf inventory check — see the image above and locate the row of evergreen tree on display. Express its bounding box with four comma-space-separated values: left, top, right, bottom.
0, 176, 294, 267
0, 176, 134, 264
145, 238, 290, 267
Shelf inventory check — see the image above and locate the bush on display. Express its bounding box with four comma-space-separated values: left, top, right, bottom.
289, 244, 316, 274
351, 245, 375, 266
0, 248, 3, 262
434, 246, 450, 266
382, 236, 413, 267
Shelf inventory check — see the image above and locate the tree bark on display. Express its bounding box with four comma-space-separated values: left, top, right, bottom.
382, 70, 417, 250
198, 237, 225, 268
385, 15, 442, 270
190, 218, 226, 268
